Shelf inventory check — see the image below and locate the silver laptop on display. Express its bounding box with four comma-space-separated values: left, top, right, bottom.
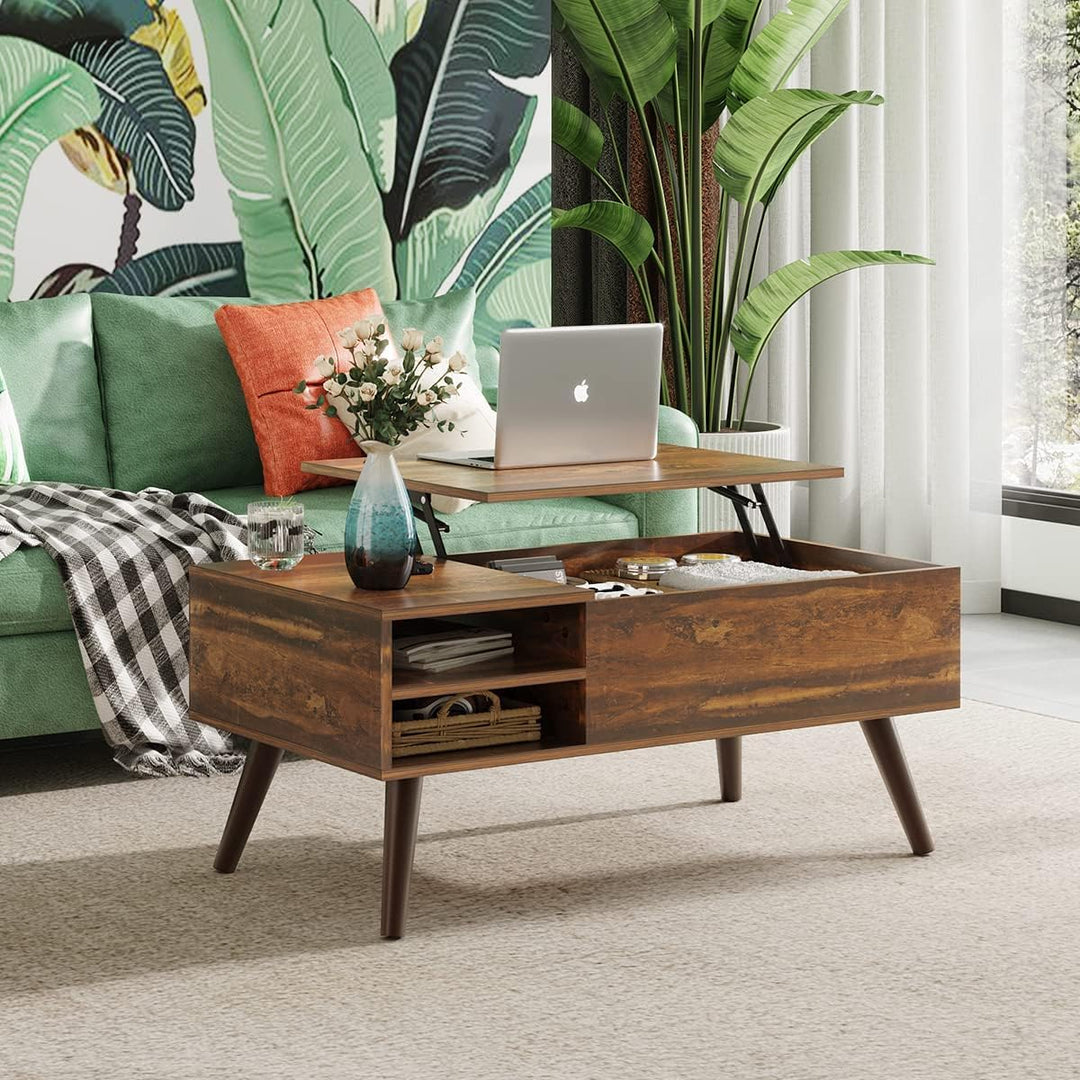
419, 323, 664, 470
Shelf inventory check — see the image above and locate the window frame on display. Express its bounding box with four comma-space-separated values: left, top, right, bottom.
1002, 485, 1080, 527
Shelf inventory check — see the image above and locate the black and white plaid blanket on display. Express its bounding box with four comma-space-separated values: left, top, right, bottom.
0, 484, 249, 777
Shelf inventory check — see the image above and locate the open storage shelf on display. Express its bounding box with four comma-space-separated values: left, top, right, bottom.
391, 678, 588, 768
391, 658, 587, 700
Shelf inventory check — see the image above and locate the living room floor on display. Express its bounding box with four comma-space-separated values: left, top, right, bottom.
963, 613, 1080, 721
1, 615, 1077, 1080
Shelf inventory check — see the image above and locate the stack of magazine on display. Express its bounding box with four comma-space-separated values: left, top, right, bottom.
393, 625, 514, 674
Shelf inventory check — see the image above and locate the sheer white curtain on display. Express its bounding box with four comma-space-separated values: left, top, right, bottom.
746, 0, 1016, 613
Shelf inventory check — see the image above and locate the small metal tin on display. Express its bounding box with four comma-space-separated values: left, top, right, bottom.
679, 552, 742, 567
615, 555, 678, 581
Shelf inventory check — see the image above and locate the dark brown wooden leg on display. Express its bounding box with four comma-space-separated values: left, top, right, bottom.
381, 778, 423, 940
214, 741, 285, 874
716, 736, 742, 802
860, 718, 934, 856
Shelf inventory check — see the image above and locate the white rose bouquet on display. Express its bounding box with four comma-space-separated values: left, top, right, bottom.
295, 319, 466, 448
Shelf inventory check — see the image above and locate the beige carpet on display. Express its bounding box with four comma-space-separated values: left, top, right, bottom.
1, 701, 1077, 1080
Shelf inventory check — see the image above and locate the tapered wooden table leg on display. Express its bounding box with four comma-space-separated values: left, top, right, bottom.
214, 740, 285, 873
381, 778, 424, 940
716, 736, 742, 802
860, 718, 934, 855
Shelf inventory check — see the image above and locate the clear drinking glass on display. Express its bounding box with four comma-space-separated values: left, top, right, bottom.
246, 501, 305, 572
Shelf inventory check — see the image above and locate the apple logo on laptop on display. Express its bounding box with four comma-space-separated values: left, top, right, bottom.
573, 379, 589, 403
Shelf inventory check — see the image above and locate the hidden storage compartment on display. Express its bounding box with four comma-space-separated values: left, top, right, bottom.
452, 531, 961, 748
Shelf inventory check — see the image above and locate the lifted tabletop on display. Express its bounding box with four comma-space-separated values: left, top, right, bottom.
301, 444, 844, 504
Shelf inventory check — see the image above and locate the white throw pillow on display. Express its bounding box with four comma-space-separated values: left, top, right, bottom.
393, 368, 496, 514
336, 363, 495, 515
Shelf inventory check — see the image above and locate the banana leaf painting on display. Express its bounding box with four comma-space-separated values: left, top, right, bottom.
0, 0, 552, 344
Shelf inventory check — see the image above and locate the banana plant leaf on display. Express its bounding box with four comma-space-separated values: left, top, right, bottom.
131, 5, 207, 117
552, 7, 620, 104
386, 0, 548, 298
713, 87, 880, 205
31, 263, 109, 298
193, 0, 395, 302
457, 176, 552, 349
385, 0, 549, 242
552, 201, 655, 270
314, 0, 397, 192
654, 0, 760, 130
0, 0, 152, 50
92, 242, 248, 296
552, 0, 677, 107
68, 38, 195, 212
0, 37, 99, 301
395, 99, 535, 299
658, 0, 728, 29
552, 98, 604, 172
728, 0, 849, 111
482, 258, 552, 346
759, 100, 850, 207
732, 250, 935, 373
352, 0, 420, 63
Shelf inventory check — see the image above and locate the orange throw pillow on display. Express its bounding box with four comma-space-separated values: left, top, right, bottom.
215, 290, 384, 496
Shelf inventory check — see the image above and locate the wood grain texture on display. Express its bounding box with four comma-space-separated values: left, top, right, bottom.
194, 554, 589, 622
189, 570, 387, 772
301, 444, 844, 502
585, 566, 961, 744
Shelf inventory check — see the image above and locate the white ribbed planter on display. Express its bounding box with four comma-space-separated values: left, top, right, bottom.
699, 423, 792, 537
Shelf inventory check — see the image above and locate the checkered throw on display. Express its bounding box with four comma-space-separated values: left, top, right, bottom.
0, 484, 250, 777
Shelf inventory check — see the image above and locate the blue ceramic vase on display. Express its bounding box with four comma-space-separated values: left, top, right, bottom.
344, 442, 416, 590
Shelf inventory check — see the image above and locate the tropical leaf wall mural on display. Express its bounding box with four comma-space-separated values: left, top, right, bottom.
0, 0, 552, 341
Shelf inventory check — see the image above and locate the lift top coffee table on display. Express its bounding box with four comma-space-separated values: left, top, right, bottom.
189, 446, 960, 938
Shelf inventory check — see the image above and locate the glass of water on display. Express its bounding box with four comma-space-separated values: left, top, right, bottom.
246, 501, 305, 572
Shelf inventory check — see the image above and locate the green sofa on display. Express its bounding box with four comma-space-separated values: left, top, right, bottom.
0, 294, 698, 743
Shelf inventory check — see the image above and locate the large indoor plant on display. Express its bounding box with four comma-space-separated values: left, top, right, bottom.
551, 0, 931, 529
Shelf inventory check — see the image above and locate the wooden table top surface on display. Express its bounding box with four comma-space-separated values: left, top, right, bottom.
190, 553, 589, 622
301, 444, 844, 503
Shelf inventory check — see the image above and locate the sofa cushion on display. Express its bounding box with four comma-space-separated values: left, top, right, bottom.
215, 290, 388, 497
0, 295, 111, 485
0, 630, 98, 738
0, 547, 71, 637
91, 294, 263, 494
201, 486, 642, 556
434, 497, 641, 554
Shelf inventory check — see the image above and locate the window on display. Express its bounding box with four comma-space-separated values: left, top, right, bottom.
1006, 1, 1080, 494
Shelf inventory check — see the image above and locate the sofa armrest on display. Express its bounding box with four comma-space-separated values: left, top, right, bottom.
597, 405, 699, 537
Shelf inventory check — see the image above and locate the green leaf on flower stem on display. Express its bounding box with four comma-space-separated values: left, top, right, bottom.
294, 380, 307, 393
326, 405, 337, 418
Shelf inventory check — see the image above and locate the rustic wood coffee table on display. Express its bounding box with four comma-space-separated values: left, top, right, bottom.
189, 446, 960, 938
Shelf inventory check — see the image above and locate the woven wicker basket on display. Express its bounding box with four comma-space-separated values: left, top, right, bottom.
393, 691, 542, 758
